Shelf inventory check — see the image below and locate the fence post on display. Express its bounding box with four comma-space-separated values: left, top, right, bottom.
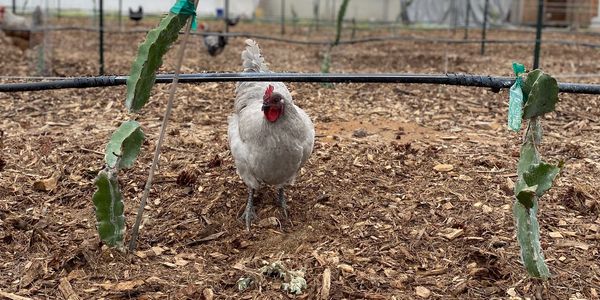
118, 0, 122, 30
315, 0, 320, 32
480, 0, 489, 55
451, 0, 458, 35
464, 0, 470, 39
281, 0, 286, 35
225, 0, 230, 33
533, 0, 544, 69
99, 0, 105, 75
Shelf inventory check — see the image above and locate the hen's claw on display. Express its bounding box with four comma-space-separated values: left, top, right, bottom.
240, 188, 257, 231
277, 188, 289, 220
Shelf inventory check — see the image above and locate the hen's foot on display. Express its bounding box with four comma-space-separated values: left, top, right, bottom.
277, 187, 289, 220
240, 188, 257, 231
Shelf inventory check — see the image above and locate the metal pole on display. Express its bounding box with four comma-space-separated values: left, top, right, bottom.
12, 0, 16, 13
464, 0, 470, 39
118, 0, 122, 30
451, 0, 458, 35
57, 0, 61, 19
225, 0, 229, 33
331, 0, 336, 22
315, 0, 320, 32
533, 0, 544, 69
99, 0, 105, 75
281, 0, 286, 35
481, 0, 489, 55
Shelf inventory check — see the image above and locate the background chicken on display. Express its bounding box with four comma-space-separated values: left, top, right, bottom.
203, 33, 227, 57
199, 23, 227, 57
128, 6, 143, 25
200, 23, 227, 56
228, 39, 315, 230
225, 16, 241, 27
0, 5, 41, 51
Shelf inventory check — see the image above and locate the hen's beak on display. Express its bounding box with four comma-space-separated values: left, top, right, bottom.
262, 99, 283, 111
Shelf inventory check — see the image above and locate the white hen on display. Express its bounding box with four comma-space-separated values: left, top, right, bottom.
228, 39, 315, 230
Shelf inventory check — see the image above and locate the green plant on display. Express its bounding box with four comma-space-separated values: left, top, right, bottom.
509, 66, 561, 279
92, 121, 144, 249
320, 0, 350, 87
92, 0, 198, 251
126, 13, 191, 112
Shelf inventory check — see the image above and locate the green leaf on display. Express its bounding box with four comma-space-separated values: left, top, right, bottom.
320, 51, 331, 74
126, 13, 190, 112
105, 120, 145, 170
523, 163, 561, 197
516, 186, 537, 209
333, 0, 351, 46
522, 70, 559, 118
92, 169, 126, 248
520, 70, 537, 100
320, 51, 333, 88
517, 140, 540, 176
512, 117, 554, 280
513, 200, 550, 280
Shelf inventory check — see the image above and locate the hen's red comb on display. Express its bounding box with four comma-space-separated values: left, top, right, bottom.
263, 84, 275, 101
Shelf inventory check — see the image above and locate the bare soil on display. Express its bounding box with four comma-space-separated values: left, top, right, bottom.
1, 18, 600, 299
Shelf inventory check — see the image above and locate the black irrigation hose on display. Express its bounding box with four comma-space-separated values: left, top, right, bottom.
197, 32, 600, 48
1, 73, 599, 94
11, 26, 600, 48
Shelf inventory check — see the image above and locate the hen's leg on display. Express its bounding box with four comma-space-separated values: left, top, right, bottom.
241, 188, 257, 231
277, 187, 289, 219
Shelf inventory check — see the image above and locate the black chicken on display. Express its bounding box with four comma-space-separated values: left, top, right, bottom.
204, 33, 227, 56
199, 23, 227, 56
129, 6, 143, 25
225, 16, 240, 27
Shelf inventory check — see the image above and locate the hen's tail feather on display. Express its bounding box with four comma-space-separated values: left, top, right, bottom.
242, 39, 269, 73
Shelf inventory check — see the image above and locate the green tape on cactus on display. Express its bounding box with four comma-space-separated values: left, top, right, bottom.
92, 169, 126, 248
170, 0, 197, 31
508, 62, 525, 131
105, 120, 145, 170
125, 12, 191, 112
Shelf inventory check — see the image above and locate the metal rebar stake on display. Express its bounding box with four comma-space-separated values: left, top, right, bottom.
464, 0, 471, 40
533, 0, 544, 69
99, 0, 105, 75
481, 0, 489, 55
225, 0, 230, 33
281, 0, 286, 35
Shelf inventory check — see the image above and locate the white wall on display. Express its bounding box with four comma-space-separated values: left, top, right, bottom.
257, 0, 403, 22
0, 0, 259, 16
257, 0, 514, 24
